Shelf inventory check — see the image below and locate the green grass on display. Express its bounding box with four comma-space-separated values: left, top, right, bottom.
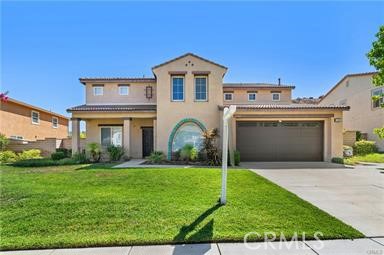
0, 165, 363, 250
344, 153, 384, 165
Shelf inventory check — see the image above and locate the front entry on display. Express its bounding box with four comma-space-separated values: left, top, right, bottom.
142, 127, 154, 158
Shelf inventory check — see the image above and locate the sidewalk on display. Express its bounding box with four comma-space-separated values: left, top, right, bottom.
2, 238, 383, 255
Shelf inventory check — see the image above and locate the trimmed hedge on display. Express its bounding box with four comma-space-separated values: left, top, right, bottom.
51, 151, 66, 161
353, 140, 377, 155
12, 158, 79, 167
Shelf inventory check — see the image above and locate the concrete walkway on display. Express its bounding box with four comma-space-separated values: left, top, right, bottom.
2, 238, 383, 255
248, 163, 384, 237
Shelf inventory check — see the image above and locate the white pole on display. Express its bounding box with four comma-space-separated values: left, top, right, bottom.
220, 105, 236, 205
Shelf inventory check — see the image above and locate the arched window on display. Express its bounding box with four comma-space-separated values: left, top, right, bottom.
172, 122, 204, 152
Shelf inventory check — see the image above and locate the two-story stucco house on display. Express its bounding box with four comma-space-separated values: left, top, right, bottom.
319, 72, 384, 151
68, 53, 348, 162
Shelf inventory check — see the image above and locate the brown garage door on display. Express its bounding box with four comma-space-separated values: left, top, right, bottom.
236, 121, 323, 161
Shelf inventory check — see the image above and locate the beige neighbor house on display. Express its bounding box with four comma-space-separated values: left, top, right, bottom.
68, 53, 348, 162
319, 72, 384, 151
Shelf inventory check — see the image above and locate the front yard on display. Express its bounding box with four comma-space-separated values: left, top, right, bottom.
344, 153, 384, 165
0, 165, 362, 250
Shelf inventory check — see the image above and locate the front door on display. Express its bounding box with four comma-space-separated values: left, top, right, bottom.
142, 127, 154, 158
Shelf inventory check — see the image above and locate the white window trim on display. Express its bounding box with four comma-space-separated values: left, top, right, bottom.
248, 92, 257, 101
118, 85, 129, 96
171, 76, 185, 102
194, 76, 208, 102
372, 87, 384, 109
93, 86, 104, 96
31, 110, 40, 125
52, 117, 58, 128
100, 126, 123, 147
224, 93, 233, 101
272, 93, 281, 101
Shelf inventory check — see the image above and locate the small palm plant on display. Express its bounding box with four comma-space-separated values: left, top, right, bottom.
86, 142, 101, 162
202, 128, 221, 166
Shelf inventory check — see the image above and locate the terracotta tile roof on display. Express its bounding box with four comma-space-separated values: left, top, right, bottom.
220, 104, 350, 110
223, 83, 295, 89
79, 77, 156, 84
319, 71, 378, 102
67, 104, 157, 112
152, 53, 228, 70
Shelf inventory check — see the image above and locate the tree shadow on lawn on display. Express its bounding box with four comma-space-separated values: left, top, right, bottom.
172, 203, 221, 255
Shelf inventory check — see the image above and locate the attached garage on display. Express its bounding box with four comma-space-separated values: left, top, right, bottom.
236, 121, 324, 161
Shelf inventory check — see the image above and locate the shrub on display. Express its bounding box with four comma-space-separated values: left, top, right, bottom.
86, 143, 101, 162
332, 157, 344, 164
148, 151, 165, 164
72, 151, 88, 164
353, 140, 378, 155
356, 131, 363, 141
0, 133, 9, 151
51, 151, 66, 161
107, 145, 125, 161
202, 128, 221, 166
56, 148, 71, 158
180, 144, 198, 161
12, 158, 79, 167
234, 150, 240, 166
0, 150, 18, 163
17, 149, 41, 160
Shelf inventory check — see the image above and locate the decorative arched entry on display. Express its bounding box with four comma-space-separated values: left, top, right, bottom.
167, 118, 206, 159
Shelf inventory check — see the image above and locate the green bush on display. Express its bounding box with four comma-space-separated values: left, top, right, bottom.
0, 133, 9, 151
0, 150, 18, 163
12, 158, 79, 167
331, 157, 344, 164
107, 145, 125, 161
353, 140, 378, 155
234, 150, 240, 166
148, 151, 165, 163
17, 149, 42, 160
180, 144, 198, 161
51, 151, 66, 161
356, 131, 363, 141
86, 143, 101, 162
72, 151, 88, 163
56, 148, 71, 158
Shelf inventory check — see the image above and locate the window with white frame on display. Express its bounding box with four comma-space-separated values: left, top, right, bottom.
171, 76, 184, 101
52, 117, 58, 128
100, 126, 123, 147
118, 85, 129, 95
93, 85, 104, 96
194, 76, 208, 101
248, 92, 257, 101
31, 111, 40, 124
372, 87, 384, 108
224, 93, 233, 101
272, 92, 281, 101
10, 135, 23, 140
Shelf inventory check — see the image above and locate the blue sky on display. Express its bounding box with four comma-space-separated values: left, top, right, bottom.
1, 1, 383, 117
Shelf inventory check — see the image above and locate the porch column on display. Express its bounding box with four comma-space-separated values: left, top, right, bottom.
71, 118, 80, 154
153, 118, 157, 151
123, 118, 131, 158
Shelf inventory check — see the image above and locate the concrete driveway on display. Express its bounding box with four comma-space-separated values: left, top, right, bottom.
244, 162, 384, 237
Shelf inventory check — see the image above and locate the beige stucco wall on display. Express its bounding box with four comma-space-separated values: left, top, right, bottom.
320, 74, 384, 151
0, 100, 68, 141
153, 55, 227, 156
85, 81, 156, 105
223, 88, 292, 104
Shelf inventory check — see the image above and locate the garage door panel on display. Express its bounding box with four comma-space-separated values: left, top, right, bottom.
236, 121, 323, 161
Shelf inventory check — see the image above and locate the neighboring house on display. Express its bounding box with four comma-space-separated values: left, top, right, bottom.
319, 72, 384, 151
0, 98, 69, 141
68, 53, 348, 162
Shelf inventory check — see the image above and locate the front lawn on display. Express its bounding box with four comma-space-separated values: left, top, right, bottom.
344, 153, 384, 165
0, 165, 362, 250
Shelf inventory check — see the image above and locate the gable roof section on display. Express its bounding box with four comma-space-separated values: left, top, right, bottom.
152, 53, 228, 70
319, 71, 378, 103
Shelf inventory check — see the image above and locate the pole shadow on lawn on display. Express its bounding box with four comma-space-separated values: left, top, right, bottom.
172, 203, 222, 255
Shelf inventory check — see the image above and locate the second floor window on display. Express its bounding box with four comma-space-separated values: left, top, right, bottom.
372, 88, 384, 108
119, 85, 129, 95
248, 92, 257, 101
172, 76, 184, 101
224, 93, 233, 101
195, 77, 207, 101
31, 111, 39, 124
52, 117, 58, 128
272, 93, 281, 101
93, 85, 104, 96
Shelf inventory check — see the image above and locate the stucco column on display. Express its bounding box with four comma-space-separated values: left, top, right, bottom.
153, 118, 157, 151
123, 118, 131, 158
71, 118, 80, 154
331, 112, 344, 159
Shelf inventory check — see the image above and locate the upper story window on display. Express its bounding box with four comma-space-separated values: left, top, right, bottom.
248, 92, 257, 101
195, 76, 208, 101
272, 92, 281, 101
224, 93, 233, 101
93, 85, 104, 96
372, 87, 384, 108
171, 76, 184, 101
31, 111, 40, 124
118, 84, 129, 95
52, 117, 58, 128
